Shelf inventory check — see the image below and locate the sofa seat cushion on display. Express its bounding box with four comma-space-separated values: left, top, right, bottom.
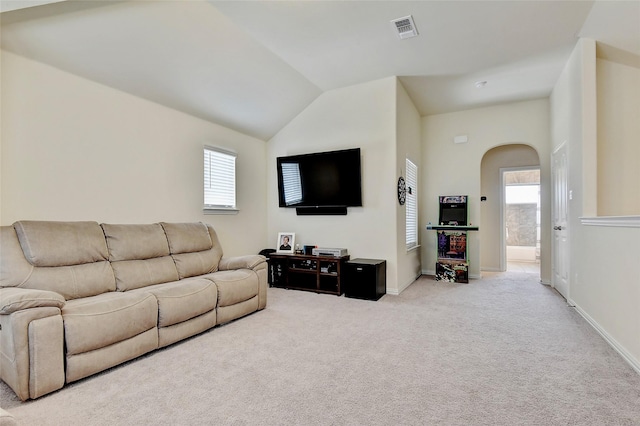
204, 270, 258, 307
62, 292, 158, 356
130, 278, 217, 328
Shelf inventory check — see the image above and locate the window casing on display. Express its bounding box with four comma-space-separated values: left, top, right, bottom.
204, 146, 237, 212
406, 159, 418, 250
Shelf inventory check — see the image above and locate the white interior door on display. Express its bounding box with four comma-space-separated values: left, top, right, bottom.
552, 143, 570, 299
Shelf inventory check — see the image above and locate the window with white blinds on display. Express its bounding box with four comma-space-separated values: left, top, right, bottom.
406, 158, 418, 250
204, 146, 237, 211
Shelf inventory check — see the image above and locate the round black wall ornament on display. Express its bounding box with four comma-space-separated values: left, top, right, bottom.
397, 176, 406, 205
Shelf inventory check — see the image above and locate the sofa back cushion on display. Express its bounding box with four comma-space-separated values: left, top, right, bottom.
160, 223, 223, 279
101, 223, 179, 291
14, 221, 108, 267
20, 262, 115, 300
102, 223, 170, 261
8, 221, 116, 299
0, 226, 33, 288
161, 222, 212, 253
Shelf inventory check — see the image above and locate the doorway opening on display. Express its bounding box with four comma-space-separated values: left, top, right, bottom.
502, 168, 540, 273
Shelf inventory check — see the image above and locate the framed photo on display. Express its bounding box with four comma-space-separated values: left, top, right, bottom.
277, 232, 295, 254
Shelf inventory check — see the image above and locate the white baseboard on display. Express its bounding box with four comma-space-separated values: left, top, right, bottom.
400, 273, 420, 293
387, 273, 421, 296
572, 302, 640, 375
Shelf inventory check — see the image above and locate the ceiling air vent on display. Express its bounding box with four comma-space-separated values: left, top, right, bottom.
391, 15, 418, 40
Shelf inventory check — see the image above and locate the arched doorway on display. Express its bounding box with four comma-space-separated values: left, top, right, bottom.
480, 144, 541, 273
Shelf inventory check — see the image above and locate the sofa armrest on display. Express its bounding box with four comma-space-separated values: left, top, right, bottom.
0, 288, 66, 400
219, 255, 268, 311
1, 303, 65, 400
0, 287, 65, 315
218, 255, 266, 271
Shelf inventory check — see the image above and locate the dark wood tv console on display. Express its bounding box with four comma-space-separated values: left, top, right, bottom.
268, 253, 350, 295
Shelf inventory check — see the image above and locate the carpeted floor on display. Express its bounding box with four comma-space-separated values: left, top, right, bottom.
2, 269, 639, 425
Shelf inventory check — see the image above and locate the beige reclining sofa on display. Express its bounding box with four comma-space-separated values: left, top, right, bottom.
0, 221, 267, 401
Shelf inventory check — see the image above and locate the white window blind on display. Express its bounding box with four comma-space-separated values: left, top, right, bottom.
204, 146, 236, 210
406, 158, 418, 250
281, 162, 303, 205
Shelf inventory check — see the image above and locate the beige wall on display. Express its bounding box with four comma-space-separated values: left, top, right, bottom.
480, 144, 540, 272
421, 99, 551, 281
267, 77, 403, 292
577, 225, 640, 367
395, 80, 422, 293
0, 50, 267, 256
551, 38, 640, 371
596, 58, 640, 216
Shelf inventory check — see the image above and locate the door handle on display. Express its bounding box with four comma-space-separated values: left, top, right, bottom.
553, 226, 563, 231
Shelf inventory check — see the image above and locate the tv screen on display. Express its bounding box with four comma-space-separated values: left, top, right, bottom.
277, 148, 362, 209
438, 195, 468, 225
440, 207, 467, 225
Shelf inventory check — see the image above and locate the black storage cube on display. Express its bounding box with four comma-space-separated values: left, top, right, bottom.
345, 258, 386, 301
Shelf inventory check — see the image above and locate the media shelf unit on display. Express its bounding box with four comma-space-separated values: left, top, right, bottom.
268, 253, 350, 295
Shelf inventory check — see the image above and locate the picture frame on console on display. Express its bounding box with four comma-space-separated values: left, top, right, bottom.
277, 232, 295, 254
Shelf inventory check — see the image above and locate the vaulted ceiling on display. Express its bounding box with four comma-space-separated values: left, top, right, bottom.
2, 1, 639, 140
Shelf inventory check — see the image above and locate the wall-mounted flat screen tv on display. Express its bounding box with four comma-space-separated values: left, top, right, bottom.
276, 148, 362, 215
